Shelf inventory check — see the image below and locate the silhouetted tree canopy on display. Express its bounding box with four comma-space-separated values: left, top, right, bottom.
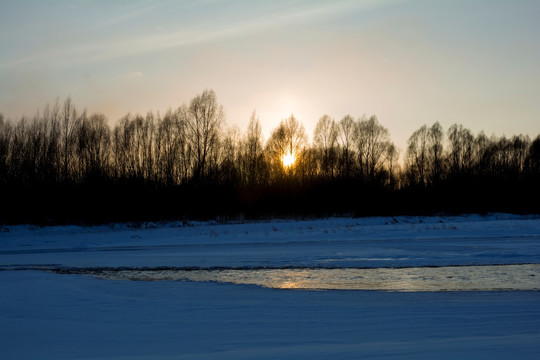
0, 90, 538, 224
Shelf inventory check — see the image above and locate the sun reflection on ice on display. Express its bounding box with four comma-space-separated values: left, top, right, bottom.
82, 264, 540, 292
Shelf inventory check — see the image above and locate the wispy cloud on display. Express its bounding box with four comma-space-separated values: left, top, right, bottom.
0, 0, 395, 69
85, 2, 160, 31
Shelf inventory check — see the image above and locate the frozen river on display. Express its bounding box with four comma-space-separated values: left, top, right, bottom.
2, 214, 540, 359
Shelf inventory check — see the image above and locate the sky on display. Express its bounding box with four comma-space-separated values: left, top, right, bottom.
1, 0, 539, 152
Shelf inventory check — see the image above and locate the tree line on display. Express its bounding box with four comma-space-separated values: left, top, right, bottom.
1, 90, 538, 223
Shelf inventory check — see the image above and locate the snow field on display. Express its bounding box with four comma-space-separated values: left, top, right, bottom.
1, 214, 540, 359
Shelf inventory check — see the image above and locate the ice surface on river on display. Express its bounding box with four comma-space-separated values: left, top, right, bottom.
84, 264, 540, 291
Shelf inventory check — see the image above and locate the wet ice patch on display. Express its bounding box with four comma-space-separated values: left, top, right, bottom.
69, 264, 540, 292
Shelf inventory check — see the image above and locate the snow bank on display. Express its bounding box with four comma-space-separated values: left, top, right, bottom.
1, 214, 539, 269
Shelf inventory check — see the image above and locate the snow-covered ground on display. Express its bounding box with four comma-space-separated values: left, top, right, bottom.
1, 214, 540, 359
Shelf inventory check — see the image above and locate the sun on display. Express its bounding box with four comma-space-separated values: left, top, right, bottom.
282, 151, 296, 168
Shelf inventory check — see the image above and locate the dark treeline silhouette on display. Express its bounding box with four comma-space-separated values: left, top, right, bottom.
1, 90, 539, 224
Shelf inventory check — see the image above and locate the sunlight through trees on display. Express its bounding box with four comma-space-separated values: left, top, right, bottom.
0, 90, 538, 222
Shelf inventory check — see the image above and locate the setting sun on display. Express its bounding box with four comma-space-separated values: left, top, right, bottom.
282, 151, 296, 168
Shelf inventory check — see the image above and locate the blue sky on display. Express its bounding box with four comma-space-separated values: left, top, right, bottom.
1, 0, 539, 150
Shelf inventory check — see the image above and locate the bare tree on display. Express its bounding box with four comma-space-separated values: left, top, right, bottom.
313, 115, 338, 178
219, 125, 241, 184
42, 101, 62, 183
406, 122, 445, 186
509, 134, 530, 174
525, 135, 540, 173
76, 113, 111, 181
447, 124, 474, 176
113, 115, 132, 180
61, 97, 78, 181
185, 89, 224, 183
355, 115, 392, 181
385, 143, 400, 188
337, 115, 355, 178
265, 115, 307, 179
155, 109, 189, 186
472, 131, 491, 176
428, 122, 444, 183
0, 114, 12, 184
240, 111, 266, 186
141, 112, 156, 182
406, 124, 429, 186
175, 105, 194, 183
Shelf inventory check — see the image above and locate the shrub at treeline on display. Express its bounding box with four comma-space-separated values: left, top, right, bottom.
0, 90, 539, 223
